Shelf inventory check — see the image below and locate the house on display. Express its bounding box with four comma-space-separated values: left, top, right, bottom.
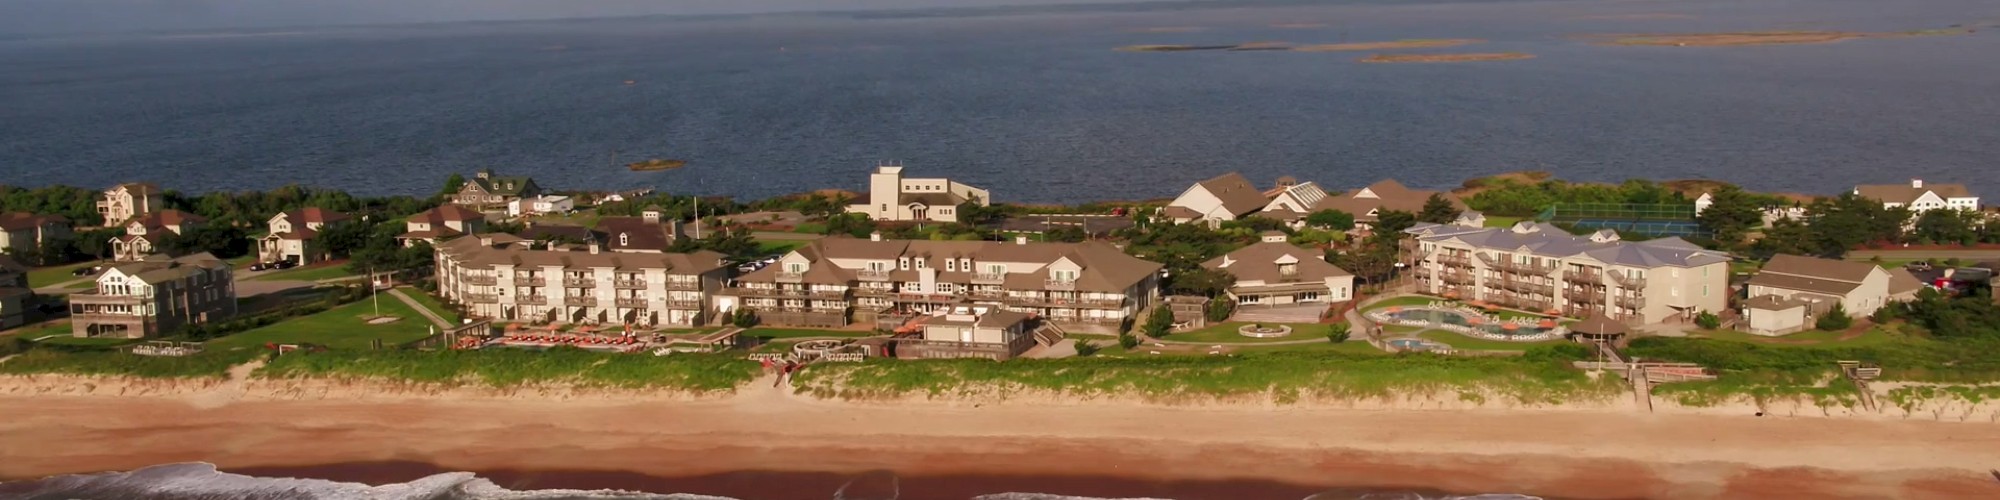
0, 256, 30, 329
451, 169, 543, 210
398, 205, 487, 247
1315, 179, 1463, 232
1404, 221, 1731, 324
110, 210, 206, 262
597, 209, 686, 253
845, 162, 991, 222
433, 236, 730, 327
596, 188, 655, 204
1741, 254, 1924, 335
1259, 178, 1332, 227
723, 234, 1163, 334
67, 253, 236, 338
0, 212, 72, 257
507, 195, 575, 217
1853, 179, 1978, 213
258, 207, 352, 265
96, 182, 165, 228
1202, 231, 1355, 309
899, 306, 1037, 361
1162, 172, 1272, 226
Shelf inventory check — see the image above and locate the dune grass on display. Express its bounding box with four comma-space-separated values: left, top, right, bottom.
0, 349, 256, 379
256, 347, 759, 391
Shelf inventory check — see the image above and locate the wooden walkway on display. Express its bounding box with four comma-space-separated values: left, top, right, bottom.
386, 288, 453, 329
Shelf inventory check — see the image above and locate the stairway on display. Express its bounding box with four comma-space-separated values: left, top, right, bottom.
1631, 367, 1655, 412
1033, 321, 1068, 346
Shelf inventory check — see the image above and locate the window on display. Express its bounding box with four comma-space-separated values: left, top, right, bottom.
786, 263, 805, 273
867, 261, 886, 271
899, 258, 909, 270
619, 233, 629, 246
946, 260, 956, 272
935, 283, 952, 293
1702, 285, 1709, 297
1053, 270, 1077, 282
985, 264, 1005, 275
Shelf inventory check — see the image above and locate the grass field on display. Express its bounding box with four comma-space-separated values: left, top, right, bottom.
13, 322, 73, 341
1482, 216, 1525, 228
0, 349, 255, 378
25, 262, 98, 288
1689, 327, 1900, 348
399, 288, 461, 324
251, 263, 361, 282
755, 240, 806, 256
206, 296, 438, 352
36, 335, 141, 347
1163, 322, 1326, 344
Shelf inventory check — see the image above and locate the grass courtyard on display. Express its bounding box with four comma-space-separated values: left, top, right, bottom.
250, 263, 362, 282
206, 296, 439, 353
743, 327, 876, 340
1687, 326, 1902, 348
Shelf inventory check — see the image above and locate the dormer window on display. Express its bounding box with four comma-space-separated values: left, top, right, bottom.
618, 233, 629, 246
786, 263, 806, 273
899, 258, 910, 270
946, 260, 956, 272
1278, 263, 1297, 276
1052, 270, 1078, 282
915, 259, 926, 269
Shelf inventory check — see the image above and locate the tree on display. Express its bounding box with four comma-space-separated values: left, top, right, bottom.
1696, 186, 1765, 247
1168, 267, 1235, 297
1911, 208, 1981, 246
1074, 339, 1102, 357
159, 225, 251, 259
1694, 310, 1721, 330
1117, 334, 1140, 349
1815, 302, 1852, 331
1304, 209, 1355, 232
1330, 241, 1399, 285
955, 197, 1003, 226
1141, 306, 1174, 338
1043, 226, 1087, 243
1749, 218, 1817, 259
822, 213, 877, 238
439, 173, 467, 197
1326, 323, 1351, 343
1374, 210, 1417, 235
732, 308, 760, 328
1205, 296, 1235, 323
1805, 194, 1908, 258
1417, 194, 1462, 224
316, 220, 375, 258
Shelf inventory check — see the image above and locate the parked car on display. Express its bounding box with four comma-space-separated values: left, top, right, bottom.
1906, 261, 1934, 272
271, 260, 298, 270
70, 267, 96, 277
248, 263, 267, 271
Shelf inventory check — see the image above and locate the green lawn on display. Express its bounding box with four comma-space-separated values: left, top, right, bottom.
1416, 329, 1563, 352
1363, 295, 1441, 311
399, 288, 461, 324
1228, 341, 1385, 355
1482, 215, 1525, 228
37, 335, 141, 347
1164, 322, 1329, 344
206, 297, 439, 352
1689, 326, 1902, 348
755, 240, 806, 256
743, 327, 875, 340
251, 263, 361, 282
14, 322, 73, 341
26, 261, 99, 288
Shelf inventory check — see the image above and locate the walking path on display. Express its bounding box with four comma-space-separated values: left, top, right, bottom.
385, 288, 453, 329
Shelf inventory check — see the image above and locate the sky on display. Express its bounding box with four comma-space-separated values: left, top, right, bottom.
0, 0, 1175, 35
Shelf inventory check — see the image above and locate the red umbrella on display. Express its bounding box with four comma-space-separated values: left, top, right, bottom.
1501, 323, 1520, 331
1538, 319, 1558, 328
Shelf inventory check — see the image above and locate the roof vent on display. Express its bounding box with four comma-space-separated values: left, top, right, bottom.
870, 231, 882, 242
1015, 235, 1029, 245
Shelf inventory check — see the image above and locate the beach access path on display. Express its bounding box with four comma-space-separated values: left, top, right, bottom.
385, 288, 453, 329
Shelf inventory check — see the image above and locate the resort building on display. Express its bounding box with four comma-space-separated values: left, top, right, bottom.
451, 169, 543, 211
109, 210, 206, 262
1202, 231, 1355, 310
1404, 221, 1731, 324
68, 253, 236, 339
432, 235, 731, 327
722, 235, 1163, 333
96, 182, 165, 228
258, 207, 352, 265
0, 212, 72, 257
1741, 254, 1923, 335
1163, 172, 1272, 226
507, 195, 575, 217
845, 162, 991, 222
0, 256, 31, 329
1853, 179, 1979, 213
398, 205, 487, 247
1315, 179, 1462, 232
898, 306, 1036, 361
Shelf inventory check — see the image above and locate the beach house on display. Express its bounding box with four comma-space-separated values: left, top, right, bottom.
0, 256, 30, 329
1314, 179, 1462, 232
898, 306, 1037, 361
1257, 177, 1333, 227
451, 169, 543, 211
1852, 179, 1979, 213
0, 212, 72, 258
1202, 231, 1355, 311
96, 182, 164, 228
1741, 254, 1924, 335
1404, 221, 1730, 324
258, 207, 352, 265
67, 253, 236, 338
109, 210, 206, 262
1162, 172, 1272, 226
595, 209, 686, 253
398, 205, 487, 247
845, 162, 991, 223
432, 236, 730, 327
507, 195, 575, 217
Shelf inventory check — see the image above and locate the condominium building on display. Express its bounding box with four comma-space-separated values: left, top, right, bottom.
1404, 222, 1731, 323
68, 253, 236, 338
258, 207, 352, 265
846, 162, 992, 222
433, 235, 731, 327
722, 235, 1163, 333
1853, 178, 1978, 213
451, 169, 543, 211
97, 182, 165, 228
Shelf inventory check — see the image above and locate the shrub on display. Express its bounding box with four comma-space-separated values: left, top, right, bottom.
1118, 316, 1135, 335
732, 308, 760, 328
1327, 323, 1351, 344
1074, 340, 1102, 357
1816, 303, 1852, 331
1694, 310, 1721, 330
1205, 297, 1235, 323
1870, 304, 1898, 323
1117, 334, 1140, 349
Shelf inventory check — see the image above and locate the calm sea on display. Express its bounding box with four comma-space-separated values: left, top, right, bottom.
2, 0, 1998, 202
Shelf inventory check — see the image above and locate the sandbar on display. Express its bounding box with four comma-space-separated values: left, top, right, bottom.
1360, 52, 1536, 63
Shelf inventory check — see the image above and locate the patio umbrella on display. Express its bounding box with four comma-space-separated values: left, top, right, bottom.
1501, 323, 1520, 331
1386, 306, 1403, 313
1538, 319, 1558, 329
1467, 317, 1485, 325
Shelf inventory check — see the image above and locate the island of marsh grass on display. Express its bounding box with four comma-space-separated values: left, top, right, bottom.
1293, 38, 1483, 51
256, 347, 760, 391
792, 350, 1618, 405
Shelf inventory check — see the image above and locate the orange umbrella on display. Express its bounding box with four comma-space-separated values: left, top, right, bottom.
1467, 317, 1485, 325
1386, 306, 1403, 313
1501, 323, 1520, 331
1538, 319, 1557, 328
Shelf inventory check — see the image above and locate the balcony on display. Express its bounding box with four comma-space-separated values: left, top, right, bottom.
1441, 273, 1475, 285
1608, 270, 1647, 287
666, 299, 704, 308
857, 269, 892, 281
808, 290, 848, 299
565, 296, 598, 307
513, 276, 545, 287
775, 271, 806, 282
1436, 253, 1472, 267
614, 279, 648, 289
971, 272, 1007, 284
666, 280, 702, 290
1565, 286, 1604, 302
562, 277, 595, 287
464, 293, 498, 303
1491, 259, 1556, 276
1044, 279, 1077, 291
463, 275, 498, 286
1275, 270, 1302, 283
1563, 269, 1602, 284
1615, 295, 1646, 309
615, 298, 648, 308
852, 287, 892, 297
517, 295, 548, 305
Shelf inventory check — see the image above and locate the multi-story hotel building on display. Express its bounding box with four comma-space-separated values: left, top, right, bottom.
433, 235, 730, 327
722, 235, 1164, 333
1404, 221, 1730, 323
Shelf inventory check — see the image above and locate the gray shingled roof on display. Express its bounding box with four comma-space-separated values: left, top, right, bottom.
1405, 222, 1730, 268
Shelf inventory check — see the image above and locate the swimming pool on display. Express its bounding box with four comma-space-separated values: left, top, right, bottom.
1368, 305, 1566, 342
1388, 338, 1446, 351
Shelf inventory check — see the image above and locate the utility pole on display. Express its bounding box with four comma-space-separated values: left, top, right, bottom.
369, 265, 380, 318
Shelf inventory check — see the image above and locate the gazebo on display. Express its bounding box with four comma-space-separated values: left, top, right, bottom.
1567, 314, 1629, 343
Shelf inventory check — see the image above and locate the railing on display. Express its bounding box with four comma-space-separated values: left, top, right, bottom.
517, 295, 548, 305
1436, 253, 1472, 266
1566, 286, 1604, 301
464, 293, 497, 303
1275, 271, 1301, 282
808, 290, 848, 299
1044, 279, 1076, 291
1563, 269, 1602, 284
614, 279, 648, 289
1616, 295, 1646, 308
852, 287, 892, 296
972, 272, 1007, 284
856, 269, 892, 281
562, 277, 595, 287
969, 290, 1006, 298
463, 275, 498, 286
1441, 273, 1475, 285
565, 296, 598, 306
615, 298, 648, 308
775, 271, 806, 281
1494, 260, 1556, 276
1608, 270, 1646, 287
666, 280, 701, 290
665, 299, 703, 308
513, 276, 545, 287
67, 312, 149, 324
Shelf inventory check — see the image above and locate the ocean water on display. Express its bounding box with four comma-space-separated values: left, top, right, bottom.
0, 463, 1548, 500
1, 0, 1998, 202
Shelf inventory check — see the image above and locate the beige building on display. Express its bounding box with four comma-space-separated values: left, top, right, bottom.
433, 235, 730, 327
0, 256, 30, 329
1315, 179, 1462, 231
901, 306, 1036, 360
96, 182, 165, 228
398, 205, 487, 247
1741, 254, 1924, 335
1405, 222, 1731, 324
1853, 179, 1978, 213
110, 210, 206, 262
725, 235, 1163, 334
258, 207, 352, 265
68, 253, 236, 339
451, 169, 543, 211
1162, 172, 1271, 225
846, 162, 991, 222
0, 212, 72, 258
1203, 232, 1355, 309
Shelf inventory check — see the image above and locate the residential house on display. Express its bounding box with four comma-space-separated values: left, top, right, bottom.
0, 212, 72, 257
1163, 172, 1272, 226
398, 205, 487, 247
96, 182, 165, 228
451, 169, 543, 210
595, 209, 686, 253
1853, 179, 1978, 213
1404, 221, 1731, 324
900, 306, 1036, 361
507, 195, 575, 217
110, 210, 206, 262
1316, 179, 1463, 232
1202, 231, 1355, 309
1258, 178, 1332, 227
258, 207, 352, 265
433, 236, 730, 327
596, 188, 655, 204
0, 256, 30, 329
722, 234, 1163, 337
845, 162, 991, 222
1741, 254, 1924, 335
68, 253, 236, 338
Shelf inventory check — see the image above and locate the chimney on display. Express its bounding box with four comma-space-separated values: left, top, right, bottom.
588, 242, 601, 254
870, 231, 882, 242
1911, 178, 1924, 189
1015, 235, 1029, 245
476, 170, 491, 180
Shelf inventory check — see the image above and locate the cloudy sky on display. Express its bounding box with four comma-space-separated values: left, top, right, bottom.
0, 0, 1170, 35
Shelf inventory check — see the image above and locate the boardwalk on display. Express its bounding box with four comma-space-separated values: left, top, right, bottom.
385, 288, 453, 329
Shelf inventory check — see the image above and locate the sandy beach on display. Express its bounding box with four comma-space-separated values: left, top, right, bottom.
2, 374, 1997, 499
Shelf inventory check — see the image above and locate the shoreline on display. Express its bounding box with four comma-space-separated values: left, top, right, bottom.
3, 376, 1998, 498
